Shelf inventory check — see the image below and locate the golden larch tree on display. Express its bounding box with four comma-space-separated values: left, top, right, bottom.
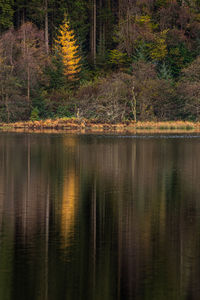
55, 16, 81, 80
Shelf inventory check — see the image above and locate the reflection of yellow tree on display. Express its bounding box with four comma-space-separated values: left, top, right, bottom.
61, 170, 78, 248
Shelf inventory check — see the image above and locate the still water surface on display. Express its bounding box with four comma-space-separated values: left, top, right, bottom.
0, 132, 200, 300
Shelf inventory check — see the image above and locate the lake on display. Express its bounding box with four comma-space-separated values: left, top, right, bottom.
0, 132, 200, 300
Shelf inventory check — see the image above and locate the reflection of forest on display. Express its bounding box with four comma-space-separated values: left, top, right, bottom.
0, 134, 200, 299
78, 137, 200, 300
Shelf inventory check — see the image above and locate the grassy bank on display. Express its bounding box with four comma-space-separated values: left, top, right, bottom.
1, 119, 200, 133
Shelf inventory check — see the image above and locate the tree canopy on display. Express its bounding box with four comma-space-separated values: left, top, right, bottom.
0, 0, 200, 122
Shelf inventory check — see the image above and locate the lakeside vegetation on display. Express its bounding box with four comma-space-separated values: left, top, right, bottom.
1, 119, 200, 133
0, 0, 200, 123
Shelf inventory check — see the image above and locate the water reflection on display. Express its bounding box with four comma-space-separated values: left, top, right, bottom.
0, 133, 200, 299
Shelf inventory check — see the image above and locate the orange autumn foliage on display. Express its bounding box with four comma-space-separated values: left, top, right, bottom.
55, 16, 81, 80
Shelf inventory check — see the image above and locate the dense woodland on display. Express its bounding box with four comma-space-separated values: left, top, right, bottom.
0, 0, 200, 122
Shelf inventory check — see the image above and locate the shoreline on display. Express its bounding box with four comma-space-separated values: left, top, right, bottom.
1, 119, 200, 134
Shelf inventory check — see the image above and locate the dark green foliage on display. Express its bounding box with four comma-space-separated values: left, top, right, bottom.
30, 107, 40, 121
166, 43, 194, 78
65, 0, 89, 49
108, 50, 129, 69
46, 54, 65, 90
158, 62, 172, 80
56, 105, 73, 118
42, 89, 77, 118
32, 95, 48, 119
0, 0, 14, 32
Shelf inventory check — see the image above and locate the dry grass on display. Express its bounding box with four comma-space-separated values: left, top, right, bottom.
134, 121, 197, 130
1, 119, 200, 133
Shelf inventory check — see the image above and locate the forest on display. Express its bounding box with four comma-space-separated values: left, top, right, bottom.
0, 0, 200, 123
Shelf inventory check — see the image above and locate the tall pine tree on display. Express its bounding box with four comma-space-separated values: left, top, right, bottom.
55, 15, 81, 81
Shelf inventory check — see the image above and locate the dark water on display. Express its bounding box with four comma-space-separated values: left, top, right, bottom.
0, 132, 200, 300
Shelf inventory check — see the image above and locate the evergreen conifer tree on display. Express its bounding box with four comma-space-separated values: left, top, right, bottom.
55, 16, 81, 81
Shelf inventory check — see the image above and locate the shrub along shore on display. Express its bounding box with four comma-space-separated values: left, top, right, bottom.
1, 119, 200, 133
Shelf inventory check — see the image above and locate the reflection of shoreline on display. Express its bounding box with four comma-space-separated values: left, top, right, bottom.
2, 129, 200, 135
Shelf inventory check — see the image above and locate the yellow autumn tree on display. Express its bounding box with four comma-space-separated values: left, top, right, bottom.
148, 30, 168, 61
55, 16, 81, 81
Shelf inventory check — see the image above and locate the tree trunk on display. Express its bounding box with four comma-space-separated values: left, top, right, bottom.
99, 0, 103, 56
93, 0, 96, 64
5, 94, 10, 123
99, 0, 106, 57
118, 0, 122, 22
132, 86, 137, 122
90, 0, 96, 65
45, 0, 49, 54
27, 65, 30, 103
